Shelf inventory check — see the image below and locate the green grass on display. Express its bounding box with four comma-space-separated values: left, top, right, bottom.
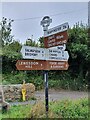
0, 104, 31, 119
0, 98, 89, 119
50, 98, 89, 118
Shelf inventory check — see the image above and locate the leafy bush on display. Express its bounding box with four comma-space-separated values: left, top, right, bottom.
2, 71, 88, 91
2, 72, 26, 84
50, 98, 89, 118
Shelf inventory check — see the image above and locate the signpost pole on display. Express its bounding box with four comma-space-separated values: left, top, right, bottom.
41, 16, 52, 117
44, 70, 49, 117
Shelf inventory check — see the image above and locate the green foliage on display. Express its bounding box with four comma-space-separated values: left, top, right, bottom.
30, 76, 44, 90
2, 71, 44, 88
50, 98, 88, 118
49, 79, 87, 91
2, 71, 88, 91
2, 40, 22, 60
0, 74, 2, 84
0, 98, 88, 119
30, 102, 59, 118
38, 37, 44, 47
68, 22, 88, 44
1, 18, 89, 91
70, 43, 88, 58
2, 40, 22, 73
67, 22, 89, 83
0, 17, 14, 46
2, 72, 27, 84
24, 38, 39, 47
1, 104, 31, 119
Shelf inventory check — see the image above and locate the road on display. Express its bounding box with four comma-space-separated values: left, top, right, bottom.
35, 89, 88, 101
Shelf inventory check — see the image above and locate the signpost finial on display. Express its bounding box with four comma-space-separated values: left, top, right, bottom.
40, 16, 52, 32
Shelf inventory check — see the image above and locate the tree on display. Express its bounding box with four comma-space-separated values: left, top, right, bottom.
38, 37, 44, 47
67, 22, 89, 80
2, 40, 22, 74
0, 17, 22, 73
24, 38, 38, 47
0, 17, 14, 46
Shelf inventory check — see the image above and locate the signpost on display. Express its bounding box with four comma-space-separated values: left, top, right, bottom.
44, 22, 69, 37
20, 46, 46, 60
16, 16, 69, 118
48, 44, 66, 50
41, 18, 69, 117
16, 60, 45, 70
44, 30, 68, 48
48, 49, 69, 61
16, 60, 69, 70
46, 61, 69, 70
21, 46, 69, 61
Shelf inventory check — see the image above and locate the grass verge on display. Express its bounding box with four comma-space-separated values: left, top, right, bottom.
0, 98, 89, 119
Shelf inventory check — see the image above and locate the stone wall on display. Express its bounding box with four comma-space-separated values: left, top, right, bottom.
0, 83, 35, 102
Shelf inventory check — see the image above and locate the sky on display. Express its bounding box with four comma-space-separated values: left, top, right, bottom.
1, 2, 88, 44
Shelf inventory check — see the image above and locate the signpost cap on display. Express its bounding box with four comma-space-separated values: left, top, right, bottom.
40, 16, 52, 31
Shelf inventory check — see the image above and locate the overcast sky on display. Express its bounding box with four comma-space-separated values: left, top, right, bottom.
1, 2, 88, 44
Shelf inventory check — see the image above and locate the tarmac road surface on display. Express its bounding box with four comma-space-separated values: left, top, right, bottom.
35, 89, 88, 101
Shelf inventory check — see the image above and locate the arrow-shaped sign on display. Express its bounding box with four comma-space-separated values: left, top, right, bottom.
44, 22, 69, 37
49, 44, 66, 51
47, 49, 69, 61
44, 30, 68, 48
21, 46, 46, 60
21, 46, 69, 61
16, 60, 69, 70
